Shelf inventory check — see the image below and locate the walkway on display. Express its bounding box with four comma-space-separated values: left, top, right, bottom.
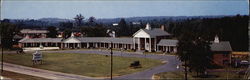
2, 62, 101, 80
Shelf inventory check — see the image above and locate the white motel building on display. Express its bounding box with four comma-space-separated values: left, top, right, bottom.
18, 23, 231, 55
18, 23, 178, 52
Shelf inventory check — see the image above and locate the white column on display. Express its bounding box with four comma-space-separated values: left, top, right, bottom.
133, 38, 136, 49
55, 42, 58, 47
154, 38, 157, 51
87, 43, 89, 48
149, 38, 152, 52
174, 47, 177, 53
144, 38, 147, 50
138, 38, 140, 51
95, 43, 98, 48
67, 43, 69, 48
108, 43, 111, 48
64, 43, 66, 48
166, 46, 168, 52
78, 43, 80, 48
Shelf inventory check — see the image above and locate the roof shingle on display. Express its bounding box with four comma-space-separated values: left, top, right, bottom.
157, 39, 178, 46
19, 38, 63, 43
142, 28, 171, 37
210, 41, 232, 51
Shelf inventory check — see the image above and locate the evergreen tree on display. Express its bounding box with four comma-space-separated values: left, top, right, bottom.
177, 28, 213, 76
118, 18, 128, 36
74, 14, 84, 27
47, 26, 57, 38
0, 20, 19, 49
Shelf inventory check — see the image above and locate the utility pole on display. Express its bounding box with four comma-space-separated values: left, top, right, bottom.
110, 42, 113, 80
184, 57, 187, 80
0, 0, 3, 76
184, 51, 188, 80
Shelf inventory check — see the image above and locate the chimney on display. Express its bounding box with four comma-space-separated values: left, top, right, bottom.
161, 25, 165, 31
214, 35, 219, 43
145, 23, 151, 30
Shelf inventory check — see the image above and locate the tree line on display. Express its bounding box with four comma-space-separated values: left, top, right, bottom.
168, 14, 249, 51
173, 14, 248, 76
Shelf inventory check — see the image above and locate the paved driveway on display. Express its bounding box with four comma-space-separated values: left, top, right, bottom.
44, 49, 182, 79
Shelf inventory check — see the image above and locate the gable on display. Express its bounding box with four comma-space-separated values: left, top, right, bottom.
63, 37, 81, 43
133, 29, 151, 38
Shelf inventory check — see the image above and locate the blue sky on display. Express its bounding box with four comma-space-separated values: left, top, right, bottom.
1, 0, 249, 19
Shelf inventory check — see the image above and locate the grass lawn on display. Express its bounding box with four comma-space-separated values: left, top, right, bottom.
154, 71, 245, 80
2, 53, 163, 77
3, 70, 49, 80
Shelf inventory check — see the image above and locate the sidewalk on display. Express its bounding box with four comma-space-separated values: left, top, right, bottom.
2, 62, 103, 80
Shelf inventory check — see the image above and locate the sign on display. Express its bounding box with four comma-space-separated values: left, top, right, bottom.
33, 51, 42, 61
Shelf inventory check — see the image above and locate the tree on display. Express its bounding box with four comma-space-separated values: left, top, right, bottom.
59, 22, 73, 30
74, 14, 84, 27
88, 16, 96, 23
117, 18, 128, 36
63, 29, 72, 39
80, 27, 107, 37
0, 20, 19, 49
87, 16, 97, 26
177, 28, 213, 77
169, 15, 249, 51
47, 26, 57, 38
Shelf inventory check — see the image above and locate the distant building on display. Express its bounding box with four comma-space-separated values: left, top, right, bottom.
210, 36, 232, 66
20, 29, 48, 38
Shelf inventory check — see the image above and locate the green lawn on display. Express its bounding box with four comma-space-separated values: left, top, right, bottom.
3, 53, 163, 77
154, 71, 245, 80
3, 70, 49, 80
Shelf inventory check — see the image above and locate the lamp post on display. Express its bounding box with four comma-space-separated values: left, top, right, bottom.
106, 29, 115, 80
110, 42, 113, 80
183, 51, 188, 80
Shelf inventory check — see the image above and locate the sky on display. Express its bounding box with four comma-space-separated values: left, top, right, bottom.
1, 0, 249, 19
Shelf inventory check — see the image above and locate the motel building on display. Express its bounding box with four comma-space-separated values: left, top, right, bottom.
18, 23, 232, 66
18, 23, 177, 53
